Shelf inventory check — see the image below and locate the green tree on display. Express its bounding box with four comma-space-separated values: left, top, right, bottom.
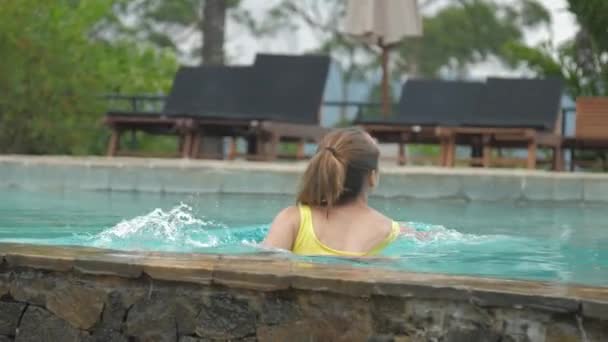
504, 0, 608, 97
0, 0, 177, 154
251, 0, 551, 124
356, 0, 550, 116
502, 0, 608, 169
107, 0, 241, 63
397, 0, 551, 78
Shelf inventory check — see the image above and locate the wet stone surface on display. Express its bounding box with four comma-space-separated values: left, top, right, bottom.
15, 306, 80, 342
45, 283, 105, 330
0, 250, 607, 341
258, 292, 300, 326
195, 293, 257, 339
0, 302, 25, 336
126, 294, 178, 342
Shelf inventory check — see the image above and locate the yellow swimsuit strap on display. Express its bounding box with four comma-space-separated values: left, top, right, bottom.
367, 221, 400, 255
293, 205, 400, 256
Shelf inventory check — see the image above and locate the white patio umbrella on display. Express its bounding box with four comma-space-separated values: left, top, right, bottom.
344, 0, 423, 116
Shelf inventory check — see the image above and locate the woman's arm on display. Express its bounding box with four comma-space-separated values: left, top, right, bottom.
262, 206, 300, 251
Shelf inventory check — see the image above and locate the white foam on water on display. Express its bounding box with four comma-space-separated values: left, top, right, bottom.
84, 203, 229, 251
401, 221, 498, 245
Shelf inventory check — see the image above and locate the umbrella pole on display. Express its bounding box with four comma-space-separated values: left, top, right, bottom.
381, 45, 390, 117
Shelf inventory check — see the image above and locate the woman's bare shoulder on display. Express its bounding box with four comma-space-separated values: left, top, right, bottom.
274, 206, 300, 224
367, 207, 393, 222
366, 208, 394, 233
262, 206, 301, 250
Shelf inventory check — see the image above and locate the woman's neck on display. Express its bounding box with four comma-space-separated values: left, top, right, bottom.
343, 194, 369, 209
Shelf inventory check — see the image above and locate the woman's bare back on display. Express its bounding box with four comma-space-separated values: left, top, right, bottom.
309, 203, 393, 254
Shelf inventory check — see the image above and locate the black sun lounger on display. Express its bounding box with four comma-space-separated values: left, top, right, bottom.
104, 54, 331, 159
104, 65, 254, 158
236, 53, 331, 159
439, 77, 564, 169
356, 79, 484, 165
252, 53, 330, 125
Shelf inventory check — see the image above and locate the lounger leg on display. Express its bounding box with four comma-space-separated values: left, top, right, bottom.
527, 140, 537, 169
247, 136, 258, 159
268, 134, 280, 161
446, 135, 456, 167
482, 145, 491, 168
228, 137, 237, 160
444, 137, 452, 167
190, 132, 202, 159
482, 135, 491, 168
296, 140, 305, 160
471, 137, 482, 167
439, 137, 447, 166
107, 129, 121, 157
249, 132, 268, 161
398, 142, 406, 166
570, 148, 576, 172
178, 136, 184, 154
181, 133, 193, 159
553, 146, 564, 172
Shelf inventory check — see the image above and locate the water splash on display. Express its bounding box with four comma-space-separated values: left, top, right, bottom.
398, 222, 497, 245
82, 211, 499, 254
95, 203, 217, 241
81, 203, 266, 253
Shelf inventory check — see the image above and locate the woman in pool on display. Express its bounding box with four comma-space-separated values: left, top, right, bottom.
263, 127, 411, 256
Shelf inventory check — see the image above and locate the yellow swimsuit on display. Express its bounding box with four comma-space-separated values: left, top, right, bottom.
292, 205, 400, 257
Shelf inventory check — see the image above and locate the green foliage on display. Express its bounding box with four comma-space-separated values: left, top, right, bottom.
0, 0, 177, 154
108, 0, 242, 62
257, 1, 553, 124
503, 0, 608, 97
567, 0, 608, 52
358, 0, 551, 121
397, 0, 551, 77
119, 132, 179, 156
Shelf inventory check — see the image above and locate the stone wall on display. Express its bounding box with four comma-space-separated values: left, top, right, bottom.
0, 244, 607, 341
1, 155, 608, 202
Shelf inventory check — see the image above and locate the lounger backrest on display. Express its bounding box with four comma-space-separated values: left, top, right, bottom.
476, 77, 563, 132
163, 66, 254, 119
252, 54, 330, 125
575, 97, 608, 139
396, 79, 484, 126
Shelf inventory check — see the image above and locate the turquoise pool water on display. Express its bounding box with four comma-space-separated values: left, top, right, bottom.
0, 188, 607, 286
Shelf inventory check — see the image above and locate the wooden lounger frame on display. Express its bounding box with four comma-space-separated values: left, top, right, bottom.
359, 124, 563, 170
104, 114, 328, 160
356, 124, 442, 165
104, 54, 330, 161
359, 78, 565, 170
437, 127, 563, 170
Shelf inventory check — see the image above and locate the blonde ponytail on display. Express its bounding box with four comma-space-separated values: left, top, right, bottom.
296, 128, 379, 210
297, 147, 346, 209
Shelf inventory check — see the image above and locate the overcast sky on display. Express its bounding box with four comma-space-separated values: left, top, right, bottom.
225, 0, 578, 76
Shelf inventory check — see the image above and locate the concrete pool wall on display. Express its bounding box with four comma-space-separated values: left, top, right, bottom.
1, 155, 608, 202
0, 244, 607, 341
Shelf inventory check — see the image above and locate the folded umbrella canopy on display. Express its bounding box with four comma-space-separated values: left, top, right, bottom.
344, 0, 423, 116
